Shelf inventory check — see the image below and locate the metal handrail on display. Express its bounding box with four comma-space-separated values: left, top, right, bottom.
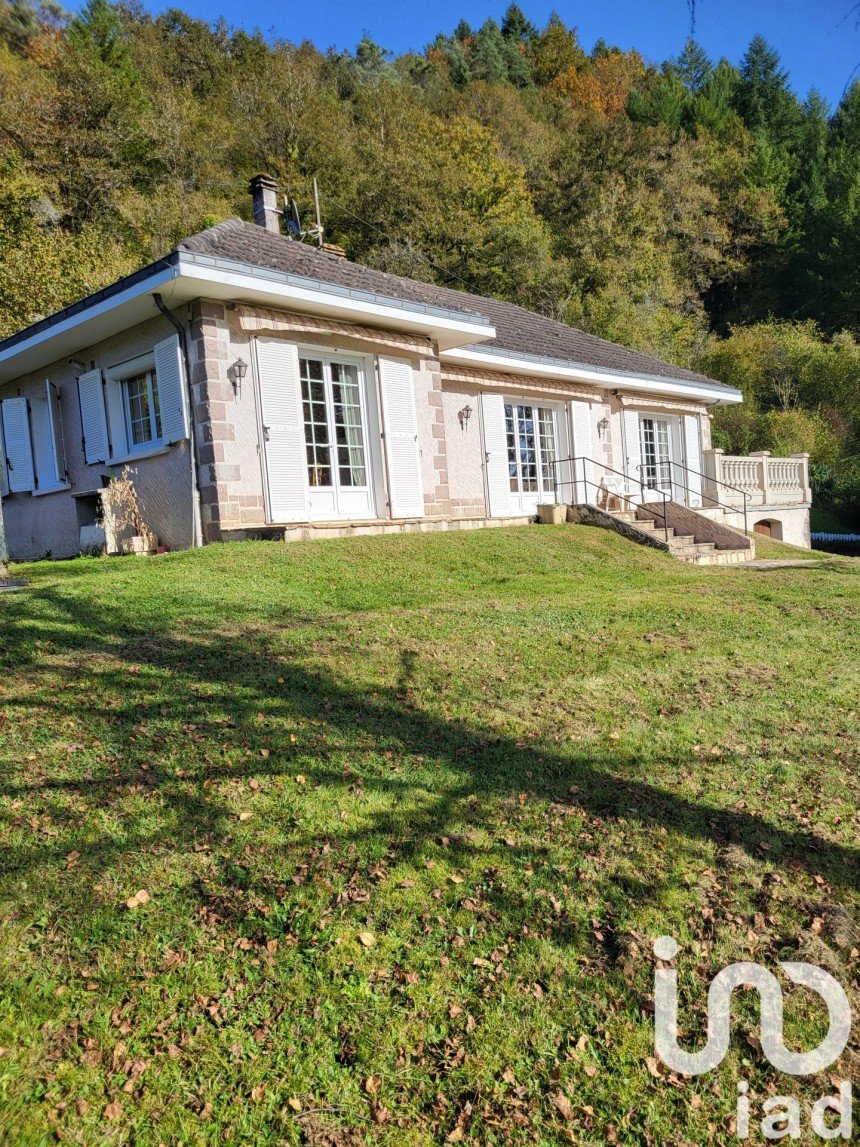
634, 461, 750, 538
548, 455, 671, 543
666, 458, 750, 538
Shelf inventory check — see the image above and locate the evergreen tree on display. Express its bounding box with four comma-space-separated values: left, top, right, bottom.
734, 34, 802, 142
470, 19, 508, 83
501, 4, 537, 42
673, 38, 712, 94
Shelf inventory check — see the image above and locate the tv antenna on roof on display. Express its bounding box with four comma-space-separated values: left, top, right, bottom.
284, 177, 324, 248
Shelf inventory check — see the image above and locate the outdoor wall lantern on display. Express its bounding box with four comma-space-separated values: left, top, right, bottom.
597, 416, 610, 440
230, 357, 248, 394
458, 403, 473, 429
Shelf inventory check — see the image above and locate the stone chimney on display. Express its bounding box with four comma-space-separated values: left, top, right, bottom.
249, 174, 281, 234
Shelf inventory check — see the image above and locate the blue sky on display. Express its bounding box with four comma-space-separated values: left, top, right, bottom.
138, 0, 859, 109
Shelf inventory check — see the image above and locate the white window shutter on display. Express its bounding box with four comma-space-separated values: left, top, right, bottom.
154, 335, 189, 444
77, 369, 109, 463
0, 424, 8, 496
46, 381, 67, 484
622, 408, 642, 487
480, 393, 510, 517
378, 356, 424, 518
255, 338, 308, 522
1, 397, 36, 492
683, 414, 702, 506
570, 401, 595, 503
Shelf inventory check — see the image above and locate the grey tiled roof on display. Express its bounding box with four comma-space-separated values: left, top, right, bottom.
180, 219, 724, 390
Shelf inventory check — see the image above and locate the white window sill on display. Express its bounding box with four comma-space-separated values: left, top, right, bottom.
109, 443, 170, 466
32, 482, 72, 498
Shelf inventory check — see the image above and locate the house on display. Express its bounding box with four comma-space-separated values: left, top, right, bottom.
0, 175, 812, 564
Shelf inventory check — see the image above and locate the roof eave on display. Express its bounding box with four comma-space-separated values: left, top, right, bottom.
440, 345, 743, 405
0, 253, 497, 384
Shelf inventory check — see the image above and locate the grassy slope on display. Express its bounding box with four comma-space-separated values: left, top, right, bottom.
0, 526, 857, 1145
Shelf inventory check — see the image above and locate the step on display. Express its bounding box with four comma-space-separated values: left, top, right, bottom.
677, 548, 753, 566
670, 542, 717, 557
667, 534, 696, 546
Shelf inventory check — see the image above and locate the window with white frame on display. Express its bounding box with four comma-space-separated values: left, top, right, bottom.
78, 336, 187, 467
121, 367, 162, 448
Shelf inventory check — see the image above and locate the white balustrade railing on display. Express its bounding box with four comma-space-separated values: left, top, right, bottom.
702, 450, 810, 507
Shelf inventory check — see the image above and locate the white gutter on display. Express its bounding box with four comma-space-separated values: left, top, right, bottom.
173, 255, 494, 349
0, 257, 496, 383
441, 346, 743, 406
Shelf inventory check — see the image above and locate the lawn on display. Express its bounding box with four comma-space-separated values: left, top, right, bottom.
0, 525, 857, 1145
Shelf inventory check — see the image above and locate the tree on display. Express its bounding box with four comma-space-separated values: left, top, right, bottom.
501, 4, 537, 43
529, 13, 585, 86
0, 0, 65, 55
470, 20, 508, 84
555, 50, 646, 117
734, 35, 802, 142
673, 38, 712, 93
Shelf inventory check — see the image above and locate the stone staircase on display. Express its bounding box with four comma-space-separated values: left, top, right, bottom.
608, 508, 752, 564
566, 502, 754, 565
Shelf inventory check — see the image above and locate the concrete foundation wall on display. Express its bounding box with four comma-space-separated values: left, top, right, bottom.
750, 506, 811, 548
1, 313, 194, 561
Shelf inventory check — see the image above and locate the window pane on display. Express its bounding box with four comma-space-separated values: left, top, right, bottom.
538, 408, 556, 487
504, 403, 518, 491
300, 359, 331, 487
519, 406, 537, 491
331, 362, 366, 487
124, 373, 154, 446
150, 371, 162, 440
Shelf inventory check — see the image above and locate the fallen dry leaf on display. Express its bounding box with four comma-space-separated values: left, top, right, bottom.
125, 889, 150, 910
358, 931, 375, 948
287, 1097, 302, 1113
552, 1091, 574, 1121
370, 1100, 391, 1124
104, 1101, 122, 1121
363, 1075, 381, 1095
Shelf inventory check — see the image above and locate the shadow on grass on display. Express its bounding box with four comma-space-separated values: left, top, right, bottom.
1, 583, 857, 942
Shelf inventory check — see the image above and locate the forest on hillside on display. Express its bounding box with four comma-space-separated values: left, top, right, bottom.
1, 1, 858, 520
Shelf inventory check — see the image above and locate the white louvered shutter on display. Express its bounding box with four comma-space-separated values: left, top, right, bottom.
77, 369, 109, 463
255, 338, 308, 522
154, 334, 189, 444
46, 381, 67, 484
378, 356, 424, 518
622, 408, 642, 490
683, 414, 702, 506
480, 393, 510, 517
570, 401, 595, 503
1, 397, 35, 492
0, 401, 8, 497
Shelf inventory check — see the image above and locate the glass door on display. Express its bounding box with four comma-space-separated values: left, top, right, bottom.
639, 416, 672, 494
300, 355, 374, 520
504, 402, 558, 513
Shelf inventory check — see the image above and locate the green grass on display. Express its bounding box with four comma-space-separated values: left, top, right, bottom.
1, 526, 858, 1145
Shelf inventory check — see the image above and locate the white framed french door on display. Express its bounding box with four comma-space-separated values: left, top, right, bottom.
299, 353, 376, 520
638, 414, 684, 503
504, 400, 560, 514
